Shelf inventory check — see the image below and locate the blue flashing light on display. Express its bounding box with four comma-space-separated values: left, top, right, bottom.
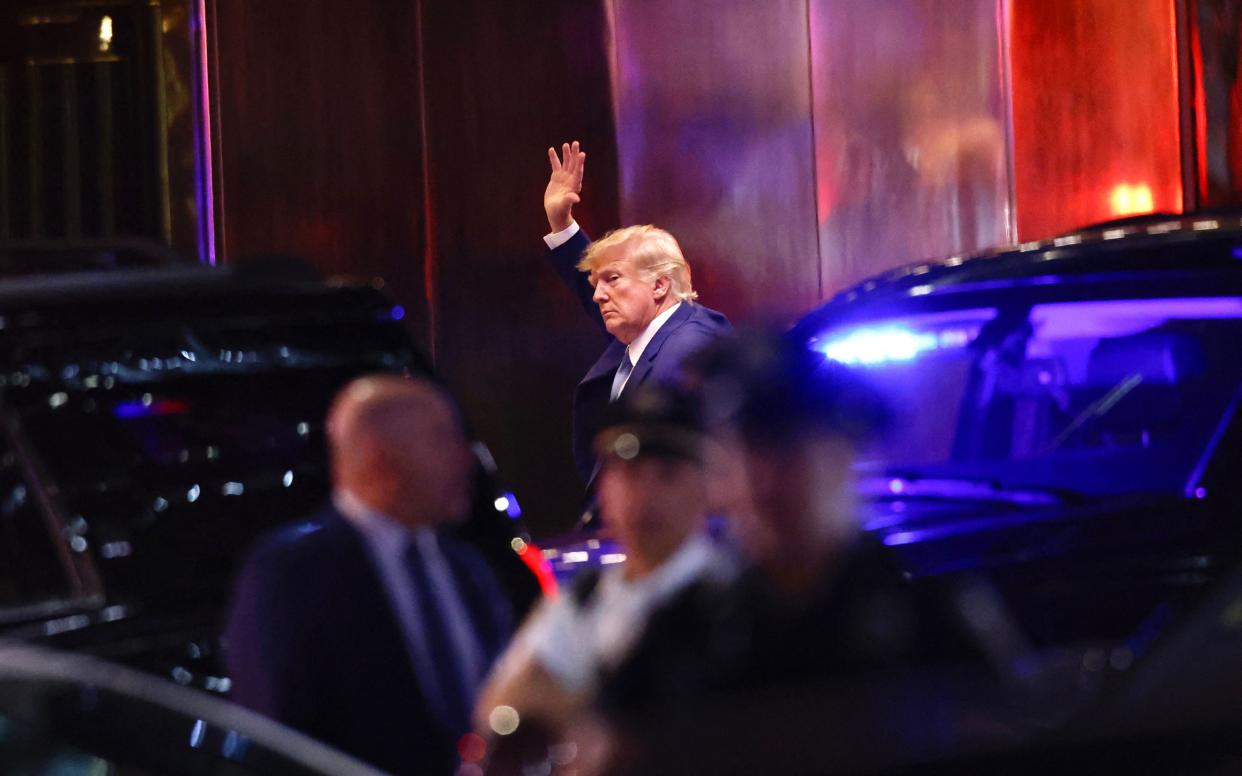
817, 326, 938, 366
390, 305, 406, 321
502, 491, 522, 519
814, 311, 991, 367
113, 398, 189, 419
1232, 246, 1242, 260
114, 401, 149, 419
882, 531, 919, 546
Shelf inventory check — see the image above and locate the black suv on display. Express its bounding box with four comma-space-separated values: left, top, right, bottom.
791, 214, 1242, 650
0, 243, 542, 693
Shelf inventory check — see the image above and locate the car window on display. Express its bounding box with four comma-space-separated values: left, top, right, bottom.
816, 296, 1242, 496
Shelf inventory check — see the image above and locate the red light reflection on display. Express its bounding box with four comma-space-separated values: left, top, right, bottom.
514, 540, 559, 599
1010, 0, 1183, 238
1109, 183, 1156, 217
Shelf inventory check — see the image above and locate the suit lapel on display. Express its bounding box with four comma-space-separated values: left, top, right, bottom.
626, 302, 694, 391
581, 338, 627, 386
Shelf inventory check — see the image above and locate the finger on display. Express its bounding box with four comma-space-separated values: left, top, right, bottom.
561, 142, 572, 170
575, 153, 586, 190
567, 192, 580, 205
569, 141, 580, 174
548, 146, 561, 172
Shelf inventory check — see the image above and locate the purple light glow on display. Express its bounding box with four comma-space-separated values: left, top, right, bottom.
191, 0, 217, 266
879, 508, 1065, 547
1031, 297, 1242, 341
859, 477, 1060, 505
114, 399, 190, 419
390, 305, 406, 321
883, 531, 920, 546
502, 492, 522, 518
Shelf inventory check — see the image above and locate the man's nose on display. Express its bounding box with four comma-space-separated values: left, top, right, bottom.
592, 284, 607, 303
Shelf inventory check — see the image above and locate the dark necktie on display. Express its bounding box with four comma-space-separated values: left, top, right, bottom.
406, 538, 473, 734
610, 349, 633, 402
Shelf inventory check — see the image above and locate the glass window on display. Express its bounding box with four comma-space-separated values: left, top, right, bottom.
817, 296, 1242, 496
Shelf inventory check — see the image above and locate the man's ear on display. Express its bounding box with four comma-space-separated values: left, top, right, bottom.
653, 274, 670, 300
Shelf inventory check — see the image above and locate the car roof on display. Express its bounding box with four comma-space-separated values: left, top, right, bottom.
793, 213, 1242, 339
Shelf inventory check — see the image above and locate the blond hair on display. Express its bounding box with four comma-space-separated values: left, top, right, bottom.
577, 225, 698, 303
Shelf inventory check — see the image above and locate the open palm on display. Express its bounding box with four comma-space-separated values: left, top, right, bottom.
545, 140, 586, 232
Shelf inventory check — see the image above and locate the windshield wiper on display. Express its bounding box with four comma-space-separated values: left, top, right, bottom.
1044, 373, 1144, 452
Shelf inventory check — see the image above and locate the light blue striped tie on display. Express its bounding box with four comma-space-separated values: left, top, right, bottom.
610, 349, 633, 402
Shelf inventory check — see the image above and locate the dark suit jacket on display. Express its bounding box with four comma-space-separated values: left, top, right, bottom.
548, 229, 732, 483
223, 506, 512, 776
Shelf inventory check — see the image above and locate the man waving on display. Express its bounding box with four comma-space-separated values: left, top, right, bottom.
542, 141, 732, 488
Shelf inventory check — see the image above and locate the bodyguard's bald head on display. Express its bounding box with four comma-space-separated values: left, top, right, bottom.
329, 376, 459, 458
327, 375, 473, 528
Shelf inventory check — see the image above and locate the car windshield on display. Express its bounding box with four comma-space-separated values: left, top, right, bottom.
811, 295, 1242, 498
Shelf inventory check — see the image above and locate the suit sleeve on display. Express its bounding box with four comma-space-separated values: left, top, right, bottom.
546, 229, 606, 332
222, 543, 321, 733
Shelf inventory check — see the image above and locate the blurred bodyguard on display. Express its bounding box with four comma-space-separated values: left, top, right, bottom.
475, 382, 733, 735
224, 375, 512, 775
599, 331, 976, 717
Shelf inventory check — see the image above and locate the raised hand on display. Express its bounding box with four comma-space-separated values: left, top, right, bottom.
544, 140, 586, 233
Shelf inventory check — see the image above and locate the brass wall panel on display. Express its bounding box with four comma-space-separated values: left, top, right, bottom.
608, 0, 821, 323
1010, 0, 1183, 239
809, 0, 1011, 294
0, 1, 197, 249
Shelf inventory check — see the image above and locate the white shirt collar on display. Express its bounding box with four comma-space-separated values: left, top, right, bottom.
625, 301, 681, 367
601, 532, 717, 602
333, 489, 426, 548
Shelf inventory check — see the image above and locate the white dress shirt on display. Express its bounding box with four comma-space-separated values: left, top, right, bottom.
515, 534, 732, 692
543, 220, 582, 250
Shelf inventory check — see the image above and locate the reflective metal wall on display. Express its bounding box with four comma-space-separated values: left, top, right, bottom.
1010, 0, 1183, 238
607, 0, 821, 321
810, 0, 1011, 291
608, 0, 1192, 301
608, 0, 1011, 306
0, 0, 201, 255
